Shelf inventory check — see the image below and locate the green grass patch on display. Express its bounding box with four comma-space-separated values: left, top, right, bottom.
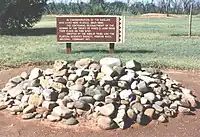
0, 15, 200, 70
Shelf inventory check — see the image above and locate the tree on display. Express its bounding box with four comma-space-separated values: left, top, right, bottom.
0, 0, 47, 35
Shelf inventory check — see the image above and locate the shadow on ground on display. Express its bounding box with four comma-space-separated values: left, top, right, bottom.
72, 49, 154, 54
9, 27, 56, 36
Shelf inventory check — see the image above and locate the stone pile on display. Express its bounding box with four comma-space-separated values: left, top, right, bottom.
0, 57, 198, 129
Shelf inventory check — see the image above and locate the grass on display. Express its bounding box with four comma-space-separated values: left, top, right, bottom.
0, 15, 200, 70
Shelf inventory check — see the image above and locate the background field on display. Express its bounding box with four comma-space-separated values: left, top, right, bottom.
0, 15, 200, 70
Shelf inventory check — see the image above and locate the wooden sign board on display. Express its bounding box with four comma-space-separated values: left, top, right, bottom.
56, 15, 125, 43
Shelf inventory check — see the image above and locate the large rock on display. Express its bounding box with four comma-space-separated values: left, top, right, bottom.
42, 89, 58, 101
29, 68, 43, 80
100, 57, 121, 68
119, 89, 133, 100
62, 117, 78, 125
75, 58, 91, 69
42, 101, 58, 110
97, 116, 116, 130
28, 94, 44, 107
52, 106, 72, 118
53, 60, 67, 71
125, 60, 141, 71
23, 105, 36, 114
99, 103, 115, 116
144, 92, 156, 103
137, 81, 148, 93
47, 115, 61, 122
7, 82, 24, 98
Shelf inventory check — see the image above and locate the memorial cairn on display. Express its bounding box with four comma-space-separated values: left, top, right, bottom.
0, 57, 198, 130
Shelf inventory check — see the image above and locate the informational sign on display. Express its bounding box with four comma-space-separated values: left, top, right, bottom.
56, 16, 125, 43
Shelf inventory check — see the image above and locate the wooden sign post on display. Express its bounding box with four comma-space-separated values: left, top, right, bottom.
56, 16, 125, 54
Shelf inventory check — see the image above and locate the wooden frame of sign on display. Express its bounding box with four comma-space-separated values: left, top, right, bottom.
56, 15, 125, 54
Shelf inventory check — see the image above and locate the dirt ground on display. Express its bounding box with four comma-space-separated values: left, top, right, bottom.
0, 66, 200, 137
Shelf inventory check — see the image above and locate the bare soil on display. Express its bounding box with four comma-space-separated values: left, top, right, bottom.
0, 66, 200, 137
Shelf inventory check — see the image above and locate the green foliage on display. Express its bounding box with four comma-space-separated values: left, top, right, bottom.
0, 0, 47, 35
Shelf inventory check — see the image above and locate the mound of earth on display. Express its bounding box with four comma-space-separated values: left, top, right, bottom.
0, 57, 198, 130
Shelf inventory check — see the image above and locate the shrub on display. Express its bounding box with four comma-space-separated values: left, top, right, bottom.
0, 0, 47, 35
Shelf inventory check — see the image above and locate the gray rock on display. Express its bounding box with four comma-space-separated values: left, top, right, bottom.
62, 117, 78, 125
169, 94, 180, 101
76, 69, 89, 77
47, 115, 61, 122
132, 103, 144, 113
74, 100, 88, 109
22, 113, 36, 120
97, 116, 116, 130
42, 101, 58, 110
44, 69, 54, 76
9, 76, 23, 84
79, 96, 95, 104
93, 94, 104, 101
16, 94, 24, 101
68, 90, 83, 101
42, 89, 58, 101
155, 101, 165, 106
35, 113, 43, 119
54, 69, 67, 77
89, 63, 101, 72
30, 79, 40, 87
125, 60, 141, 71
178, 106, 191, 114
75, 77, 85, 85
100, 103, 115, 116
66, 102, 74, 109
139, 75, 159, 84
182, 93, 197, 108
9, 105, 25, 112
131, 81, 138, 90
68, 74, 78, 81
158, 114, 167, 123
75, 58, 91, 69
118, 81, 128, 88
21, 72, 29, 79
137, 81, 148, 93
119, 89, 133, 100
29, 68, 43, 80
28, 94, 44, 107
54, 60, 67, 71
23, 105, 36, 114
8, 82, 24, 98
113, 109, 126, 129
104, 84, 111, 94
152, 104, 163, 112
113, 66, 124, 75
68, 84, 85, 92
119, 73, 135, 83
140, 97, 148, 105
144, 92, 155, 103
58, 92, 68, 100
52, 106, 72, 118
100, 57, 121, 68
101, 65, 116, 77
54, 77, 67, 85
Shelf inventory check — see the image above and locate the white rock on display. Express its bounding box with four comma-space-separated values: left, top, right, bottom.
100, 57, 121, 68
119, 89, 133, 100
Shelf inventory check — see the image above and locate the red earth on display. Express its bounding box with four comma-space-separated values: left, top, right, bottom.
0, 66, 200, 137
